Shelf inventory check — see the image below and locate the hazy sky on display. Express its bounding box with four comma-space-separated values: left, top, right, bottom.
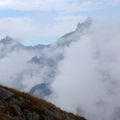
0, 0, 119, 45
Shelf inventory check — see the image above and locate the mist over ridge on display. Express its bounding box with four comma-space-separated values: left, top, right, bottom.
0, 18, 120, 120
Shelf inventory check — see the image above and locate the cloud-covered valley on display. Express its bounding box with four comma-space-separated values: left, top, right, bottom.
0, 18, 120, 120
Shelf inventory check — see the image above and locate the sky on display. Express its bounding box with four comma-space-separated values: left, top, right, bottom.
0, 0, 120, 45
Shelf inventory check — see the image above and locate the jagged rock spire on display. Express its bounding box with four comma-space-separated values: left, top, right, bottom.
76, 17, 92, 32
0, 35, 21, 46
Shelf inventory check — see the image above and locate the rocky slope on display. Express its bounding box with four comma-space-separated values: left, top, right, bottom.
0, 85, 86, 120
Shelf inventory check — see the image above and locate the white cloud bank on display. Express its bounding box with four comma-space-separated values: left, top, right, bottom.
51, 19, 120, 120
0, 0, 119, 12
0, 17, 120, 120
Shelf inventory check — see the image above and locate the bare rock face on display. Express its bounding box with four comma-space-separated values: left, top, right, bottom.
23, 110, 40, 120
0, 85, 86, 120
0, 87, 14, 100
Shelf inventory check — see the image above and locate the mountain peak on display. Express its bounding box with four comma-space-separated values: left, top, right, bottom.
76, 17, 92, 32
0, 36, 21, 45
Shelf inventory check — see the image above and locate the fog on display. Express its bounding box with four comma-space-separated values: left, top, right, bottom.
51, 19, 120, 120
0, 19, 120, 120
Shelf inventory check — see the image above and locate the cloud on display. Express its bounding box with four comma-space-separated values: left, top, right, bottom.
0, 0, 119, 45
1, 16, 120, 120
51, 19, 120, 120
0, 50, 33, 89
0, 18, 91, 95
0, 0, 119, 12
0, 18, 40, 41
0, 0, 41, 10
0, 16, 86, 43
0, 0, 10, 6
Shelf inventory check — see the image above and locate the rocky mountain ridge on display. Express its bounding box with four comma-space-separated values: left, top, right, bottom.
0, 18, 92, 98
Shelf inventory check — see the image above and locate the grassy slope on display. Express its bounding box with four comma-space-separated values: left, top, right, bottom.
0, 85, 86, 120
